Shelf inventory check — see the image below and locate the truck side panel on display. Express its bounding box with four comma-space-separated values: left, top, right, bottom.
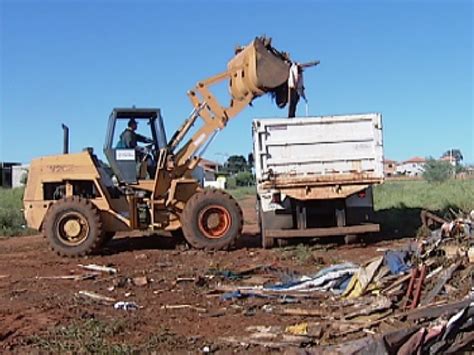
253, 113, 384, 184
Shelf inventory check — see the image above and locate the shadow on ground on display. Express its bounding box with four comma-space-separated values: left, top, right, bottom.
100, 206, 460, 254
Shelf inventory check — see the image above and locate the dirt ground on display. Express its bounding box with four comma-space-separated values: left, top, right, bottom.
0, 196, 413, 353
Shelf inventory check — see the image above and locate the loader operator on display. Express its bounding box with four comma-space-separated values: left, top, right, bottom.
118, 119, 156, 178
119, 119, 153, 149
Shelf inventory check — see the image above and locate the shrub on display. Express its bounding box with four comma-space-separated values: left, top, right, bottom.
423, 158, 454, 183
235, 171, 255, 187
0, 188, 32, 236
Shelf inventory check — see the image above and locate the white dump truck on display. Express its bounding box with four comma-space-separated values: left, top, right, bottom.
253, 113, 384, 248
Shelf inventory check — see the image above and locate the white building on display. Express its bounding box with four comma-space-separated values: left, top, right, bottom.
396, 157, 426, 177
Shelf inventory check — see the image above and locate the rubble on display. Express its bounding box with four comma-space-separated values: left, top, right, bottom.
214, 210, 473, 352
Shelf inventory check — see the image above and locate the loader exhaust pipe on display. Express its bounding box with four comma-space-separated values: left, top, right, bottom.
62, 124, 69, 154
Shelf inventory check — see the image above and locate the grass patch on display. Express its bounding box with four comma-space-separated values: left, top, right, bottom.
226, 186, 256, 200
25, 318, 200, 353
25, 318, 132, 353
373, 179, 474, 212
373, 179, 474, 238
0, 187, 35, 236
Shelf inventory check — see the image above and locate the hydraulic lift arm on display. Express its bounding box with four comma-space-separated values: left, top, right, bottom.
153, 37, 316, 201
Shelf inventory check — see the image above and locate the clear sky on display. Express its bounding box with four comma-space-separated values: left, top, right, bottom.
1, 0, 473, 165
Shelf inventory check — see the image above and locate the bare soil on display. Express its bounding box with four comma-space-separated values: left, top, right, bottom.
0, 196, 412, 353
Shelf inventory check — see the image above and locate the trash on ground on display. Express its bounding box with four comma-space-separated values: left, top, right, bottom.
114, 301, 139, 311
77, 290, 116, 303
132, 275, 148, 287
161, 304, 207, 313
78, 264, 117, 274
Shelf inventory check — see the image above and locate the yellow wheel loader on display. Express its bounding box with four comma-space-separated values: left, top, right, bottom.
23, 37, 315, 256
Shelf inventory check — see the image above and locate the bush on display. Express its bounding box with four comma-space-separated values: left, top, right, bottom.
235, 171, 255, 187
423, 158, 454, 183
226, 176, 237, 189
0, 188, 33, 236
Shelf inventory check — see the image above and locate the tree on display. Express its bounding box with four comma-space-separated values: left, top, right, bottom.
223, 155, 248, 175
423, 158, 454, 183
441, 149, 463, 165
235, 171, 255, 186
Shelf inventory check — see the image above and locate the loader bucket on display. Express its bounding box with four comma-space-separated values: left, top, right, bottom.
228, 37, 291, 102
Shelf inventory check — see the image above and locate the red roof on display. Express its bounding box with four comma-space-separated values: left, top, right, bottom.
404, 156, 426, 163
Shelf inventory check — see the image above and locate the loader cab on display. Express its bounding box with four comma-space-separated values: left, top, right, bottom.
104, 108, 167, 184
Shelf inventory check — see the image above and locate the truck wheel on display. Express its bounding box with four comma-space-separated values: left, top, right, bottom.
344, 234, 360, 245
43, 196, 103, 257
181, 190, 243, 250
259, 201, 274, 249
277, 239, 289, 248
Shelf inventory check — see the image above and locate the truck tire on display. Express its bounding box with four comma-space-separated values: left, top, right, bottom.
181, 190, 243, 250
259, 201, 274, 249
277, 238, 289, 248
43, 196, 103, 257
344, 234, 360, 245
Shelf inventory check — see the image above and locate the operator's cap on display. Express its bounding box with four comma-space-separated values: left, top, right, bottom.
128, 118, 138, 127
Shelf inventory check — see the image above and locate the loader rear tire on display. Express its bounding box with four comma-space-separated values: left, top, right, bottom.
43, 196, 103, 257
182, 189, 243, 250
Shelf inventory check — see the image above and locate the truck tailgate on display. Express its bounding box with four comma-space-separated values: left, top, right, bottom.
253, 113, 384, 186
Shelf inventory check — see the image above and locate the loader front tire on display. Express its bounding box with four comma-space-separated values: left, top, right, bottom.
182, 190, 243, 250
43, 196, 103, 257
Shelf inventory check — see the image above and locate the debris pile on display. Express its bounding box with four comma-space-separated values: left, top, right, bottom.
215, 211, 473, 353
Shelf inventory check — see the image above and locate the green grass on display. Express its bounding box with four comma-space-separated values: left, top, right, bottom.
25, 318, 198, 353
373, 179, 474, 238
373, 179, 474, 212
0, 187, 34, 236
25, 318, 133, 353
226, 185, 256, 200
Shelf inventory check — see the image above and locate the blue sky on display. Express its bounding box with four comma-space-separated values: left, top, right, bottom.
1, 0, 473, 165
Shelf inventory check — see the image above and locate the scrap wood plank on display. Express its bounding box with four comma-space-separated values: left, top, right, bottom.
278, 308, 334, 318
213, 285, 327, 299
420, 260, 461, 306
382, 273, 411, 294
400, 297, 473, 321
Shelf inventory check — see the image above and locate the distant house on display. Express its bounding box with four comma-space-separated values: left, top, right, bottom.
0, 162, 28, 188
439, 155, 457, 167
396, 157, 426, 177
383, 159, 398, 177
198, 158, 226, 189
199, 158, 218, 182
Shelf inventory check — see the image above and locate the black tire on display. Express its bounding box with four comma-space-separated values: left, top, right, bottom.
277, 238, 289, 248
181, 189, 243, 250
344, 234, 360, 245
259, 201, 274, 249
43, 196, 103, 257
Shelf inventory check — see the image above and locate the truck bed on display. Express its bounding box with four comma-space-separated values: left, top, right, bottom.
253, 113, 384, 188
